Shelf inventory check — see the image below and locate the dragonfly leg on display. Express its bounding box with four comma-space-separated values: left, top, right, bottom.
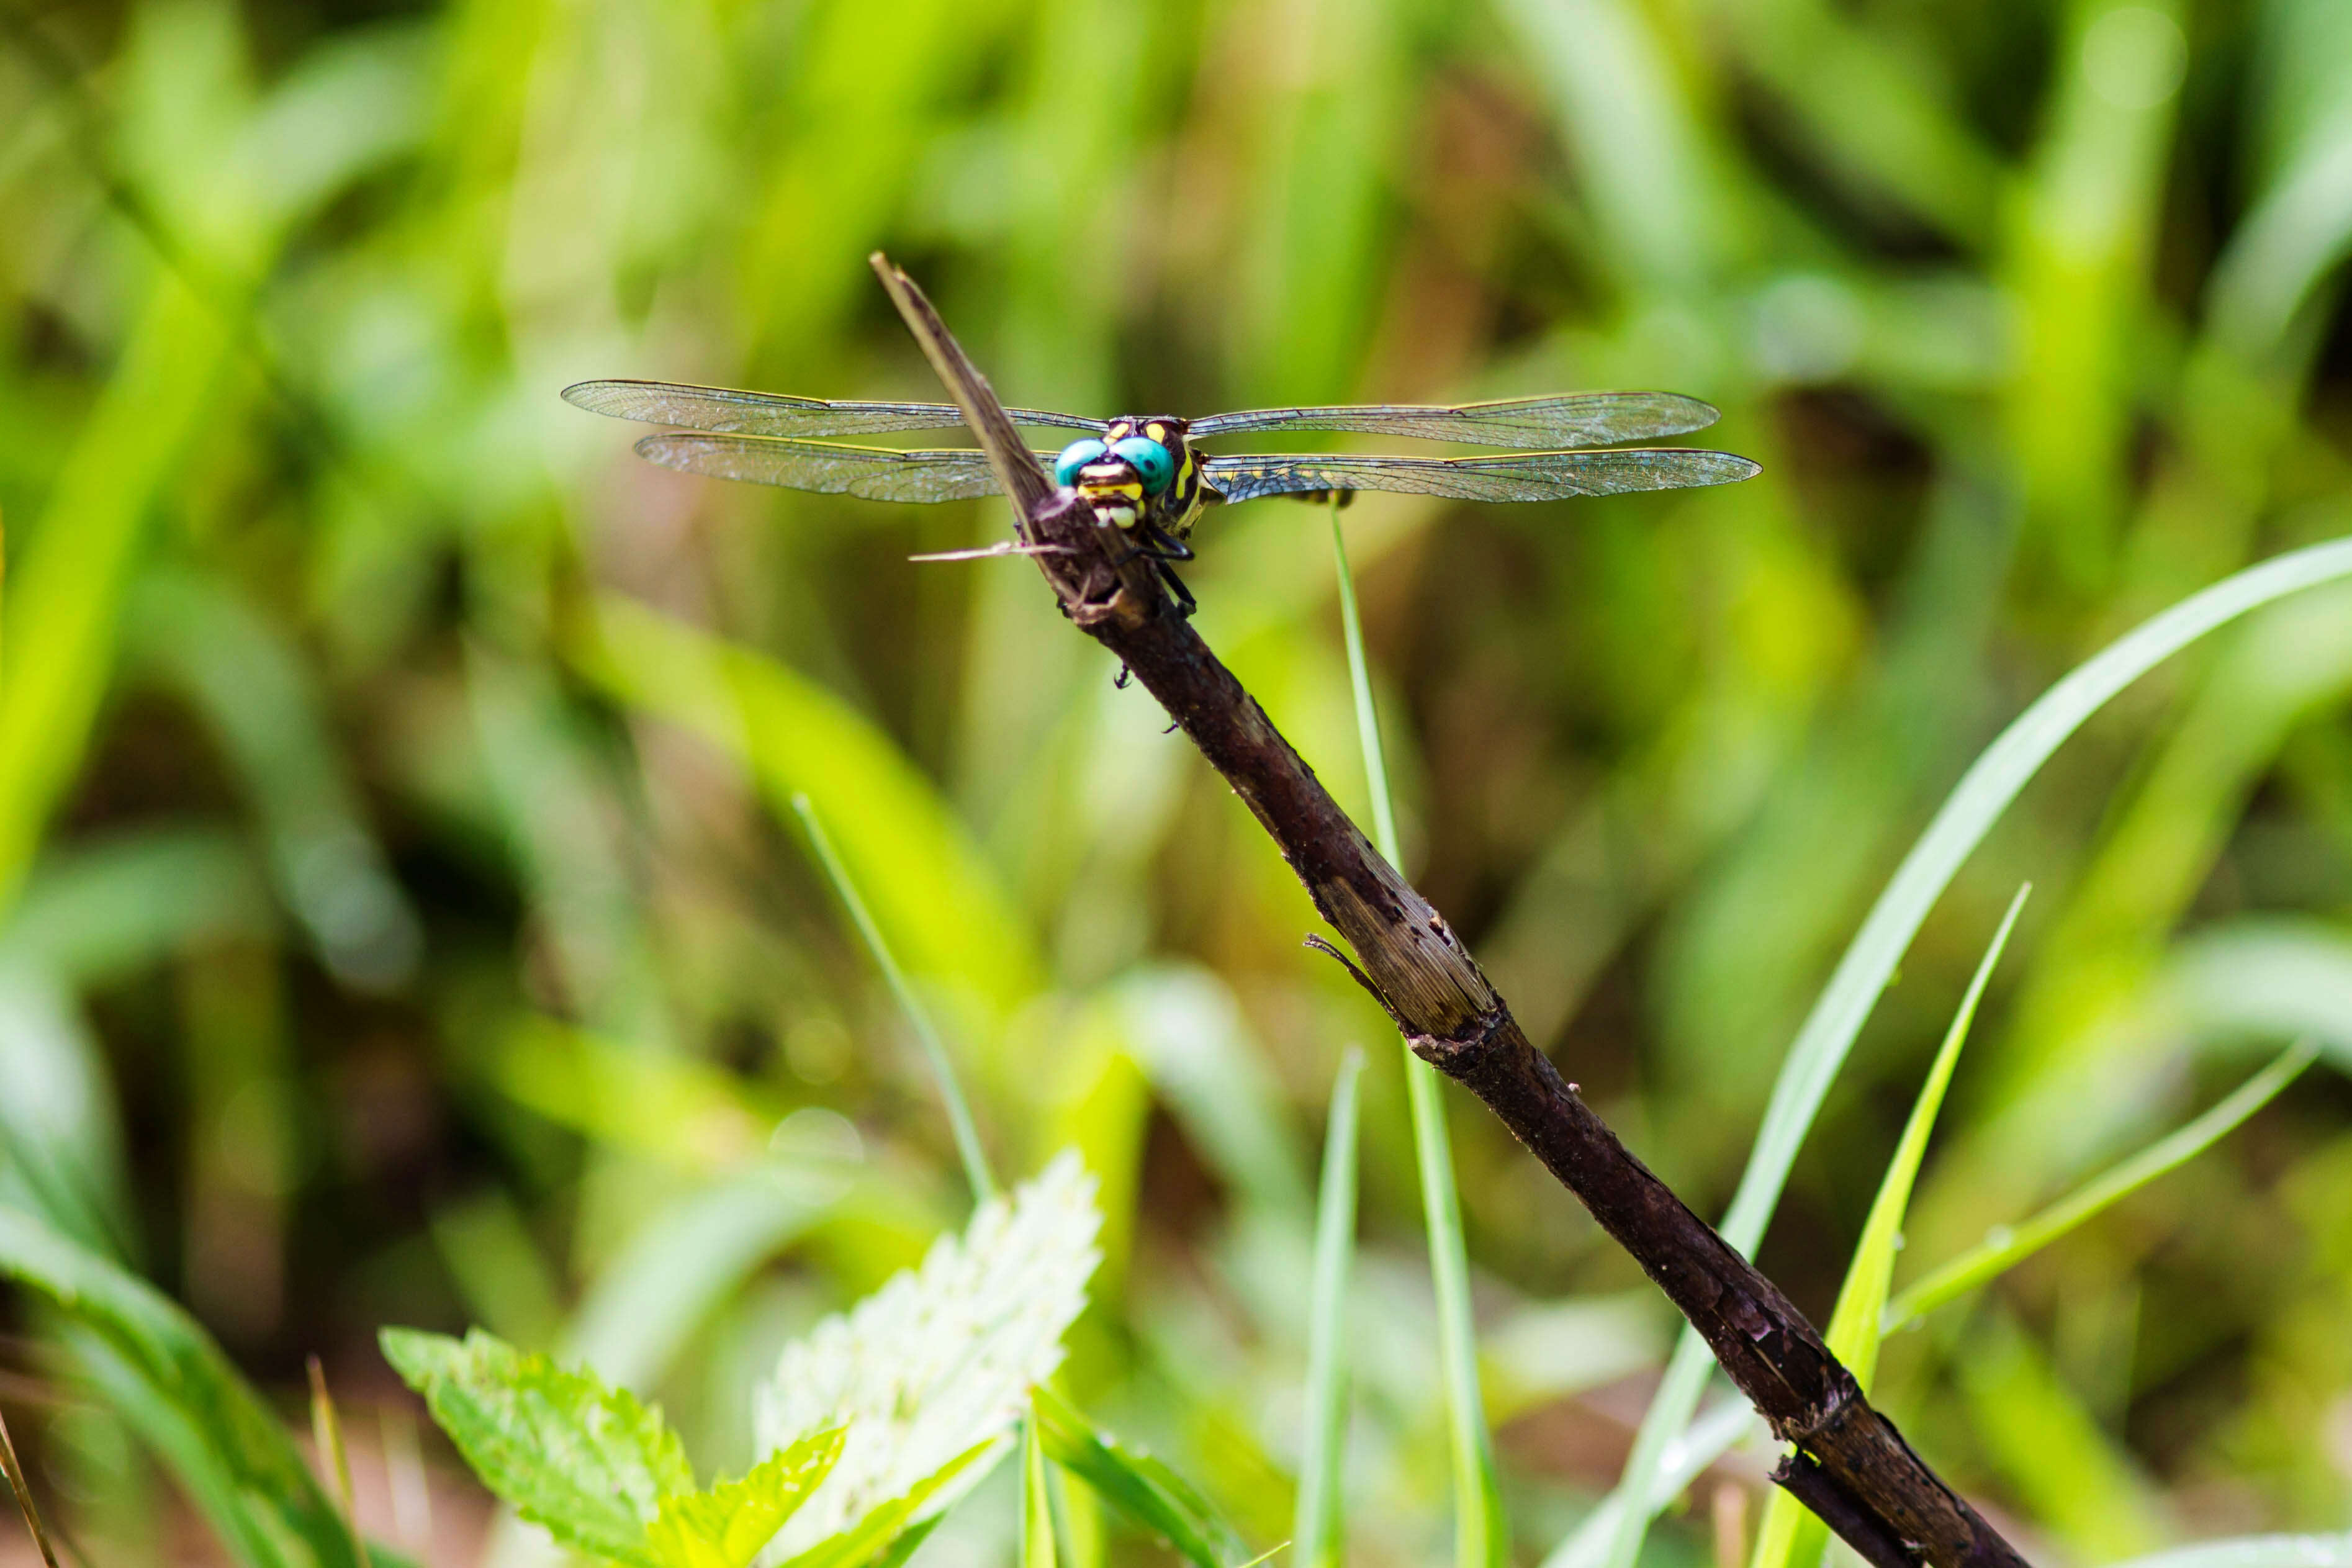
1153, 557, 1198, 619
1140, 520, 1196, 562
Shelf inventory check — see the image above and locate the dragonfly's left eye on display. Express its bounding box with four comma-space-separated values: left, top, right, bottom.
1053, 439, 1109, 488
1112, 436, 1175, 496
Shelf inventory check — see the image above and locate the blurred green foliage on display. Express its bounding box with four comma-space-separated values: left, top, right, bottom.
2, 0, 2352, 1561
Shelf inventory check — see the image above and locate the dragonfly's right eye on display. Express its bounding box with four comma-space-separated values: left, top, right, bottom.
1053, 439, 1109, 488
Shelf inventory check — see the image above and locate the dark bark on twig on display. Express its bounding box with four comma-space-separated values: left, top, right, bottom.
870, 253, 2029, 1568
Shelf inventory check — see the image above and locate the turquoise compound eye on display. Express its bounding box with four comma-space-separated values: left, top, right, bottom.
1112, 436, 1176, 496
1052, 439, 1108, 489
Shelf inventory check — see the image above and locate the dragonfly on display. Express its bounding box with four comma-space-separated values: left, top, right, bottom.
562, 378, 1760, 614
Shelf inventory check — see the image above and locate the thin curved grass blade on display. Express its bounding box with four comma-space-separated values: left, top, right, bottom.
793, 794, 996, 1203
1330, 507, 1506, 1568
1190, 390, 1720, 444
1588, 533, 2352, 1568
1750, 886, 2028, 1568
1294, 1047, 1364, 1568
564, 379, 1104, 436
1205, 448, 1758, 505
1884, 1040, 2317, 1331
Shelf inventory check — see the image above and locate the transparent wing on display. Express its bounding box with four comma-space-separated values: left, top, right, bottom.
1189, 390, 1720, 446
1202, 448, 1762, 505
565, 379, 1105, 438
634, 433, 1061, 502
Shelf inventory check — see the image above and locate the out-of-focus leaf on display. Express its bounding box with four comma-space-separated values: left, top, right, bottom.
1030, 1386, 1248, 1568
1590, 533, 2352, 1568
1, 831, 264, 986
0, 970, 134, 1256
0, 1206, 363, 1568
2003, 0, 2186, 583
2156, 919, 2352, 1068
755, 1153, 1099, 1556
1115, 967, 1310, 1221
128, 571, 420, 989
564, 1164, 844, 1392
647, 1430, 845, 1568
0, 273, 233, 916
493, 1015, 787, 1173
1752, 886, 2027, 1568
2114, 1536, 2352, 1568
1497, 0, 1729, 292
569, 597, 1044, 1025
379, 1327, 692, 1568
1957, 1311, 2170, 1557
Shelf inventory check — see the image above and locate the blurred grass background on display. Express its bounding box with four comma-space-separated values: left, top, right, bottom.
2, 0, 2352, 1561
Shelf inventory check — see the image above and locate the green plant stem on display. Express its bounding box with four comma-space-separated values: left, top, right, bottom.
1330, 505, 1507, 1568
791, 793, 998, 1204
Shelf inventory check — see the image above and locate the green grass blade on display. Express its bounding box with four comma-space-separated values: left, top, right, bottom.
1022, 1417, 1056, 1568
0, 275, 232, 918
1294, 1047, 1364, 1568
1885, 1040, 2317, 1331
0, 1205, 363, 1568
1592, 532, 2352, 1568
793, 794, 996, 1203
1331, 487, 1400, 859
1750, 886, 2027, 1568
1330, 505, 1506, 1568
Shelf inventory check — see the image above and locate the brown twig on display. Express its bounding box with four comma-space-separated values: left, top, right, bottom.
868, 253, 2028, 1568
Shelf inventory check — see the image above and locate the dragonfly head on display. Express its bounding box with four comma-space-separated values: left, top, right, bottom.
1052, 420, 1189, 531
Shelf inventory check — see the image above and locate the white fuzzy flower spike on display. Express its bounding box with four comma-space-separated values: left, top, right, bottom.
756, 1151, 1102, 1559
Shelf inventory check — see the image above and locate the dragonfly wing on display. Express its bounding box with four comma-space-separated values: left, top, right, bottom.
1189, 390, 1721, 446
1202, 448, 1761, 505
634, 434, 1071, 502
565, 379, 1105, 438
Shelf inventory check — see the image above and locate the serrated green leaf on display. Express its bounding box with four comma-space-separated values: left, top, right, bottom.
647, 1428, 846, 1568
1031, 1387, 1246, 1568
379, 1327, 691, 1568
782, 1443, 991, 1568
755, 1153, 1100, 1556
